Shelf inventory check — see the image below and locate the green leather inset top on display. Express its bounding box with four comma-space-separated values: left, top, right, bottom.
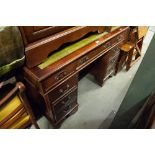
38, 31, 109, 69
38, 26, 120, 69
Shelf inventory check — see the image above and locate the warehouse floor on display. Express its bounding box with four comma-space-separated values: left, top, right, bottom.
31, 27, 155, 129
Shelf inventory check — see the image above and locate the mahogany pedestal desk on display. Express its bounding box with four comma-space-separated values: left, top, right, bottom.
23, 27, 130, 128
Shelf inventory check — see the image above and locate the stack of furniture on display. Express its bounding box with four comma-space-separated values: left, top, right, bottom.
20, 26, 130, 127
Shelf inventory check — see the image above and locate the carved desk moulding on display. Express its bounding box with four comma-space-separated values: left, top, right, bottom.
19, 26, 108, 68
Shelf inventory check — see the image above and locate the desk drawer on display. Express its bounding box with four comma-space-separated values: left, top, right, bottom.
41, 62, 76, 93
102, 46, 120, 64
104, 67, 115, 80
109, 56, 119, 66
77, 50, 98, 70
53, 89, 78, 121
105, 29, 129, 48
106, 62, 116, 72
76, 42, 107, 70
46, 74, 78, 103
103, 30, 127, 49
114, 29, 129, 43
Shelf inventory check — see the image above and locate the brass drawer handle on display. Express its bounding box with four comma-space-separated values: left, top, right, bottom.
61, 96, 71, 105
59, 84, 70, 94
111, 59, 116, 64
117, 35, 123, 42
104, 42, 111, 48
55, 70, 67, 80
63, 105, 71, 113
113, 47, 119, 52
61, 96, 72, 112
80, 56, 89, 65
116, 47, 120, 51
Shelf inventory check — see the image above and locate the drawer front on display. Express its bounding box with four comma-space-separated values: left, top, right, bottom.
106, 62, 116, 73
102, 46, 120, 64
99, 48, 120, 79
46, 74, 78, 103
53, 89, 78, 121
103, 29, 128, 49
76, 45, 103, 70
76, 40, 112, 70
41, 62, 76, 93
104, 65, 116, 80
113, 30, 128, 44
108, 50, 120, 64
76, 39, 113, 70
109, 56, 119, 66
104, 70, 114, 80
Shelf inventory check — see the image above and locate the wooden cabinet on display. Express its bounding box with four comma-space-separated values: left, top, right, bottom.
91, 46, 121, 86
91, 28, 129, 86
46, 75, 78, 103
40, 62, 77, 93
52, 88, 78, 123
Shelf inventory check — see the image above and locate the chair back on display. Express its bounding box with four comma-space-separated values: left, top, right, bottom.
0, 82, 39, 129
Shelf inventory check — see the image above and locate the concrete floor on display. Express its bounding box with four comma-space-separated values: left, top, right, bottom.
31, 27, 155, 129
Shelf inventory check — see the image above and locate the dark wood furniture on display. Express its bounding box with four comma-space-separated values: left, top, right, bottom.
0, 81, 39, 129
19, 26, 107, 68
91, 46, 121, 86
19, 26, 73, 44
116, 26, 147, 73
117, 42, 136, 71
22, 26, 130, 127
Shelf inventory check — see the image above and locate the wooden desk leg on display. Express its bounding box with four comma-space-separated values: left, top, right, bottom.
126, 49, 134, 71
94, 76, 105, 87
116, 52, 128, 74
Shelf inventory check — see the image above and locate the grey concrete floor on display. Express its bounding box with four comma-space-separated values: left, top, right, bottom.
31, 27, 155, 129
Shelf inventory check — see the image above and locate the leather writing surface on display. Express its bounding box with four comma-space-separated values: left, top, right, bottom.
38, 32, 108, 69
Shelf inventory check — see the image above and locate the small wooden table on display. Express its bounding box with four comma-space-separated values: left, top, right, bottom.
117, 42, 141, 72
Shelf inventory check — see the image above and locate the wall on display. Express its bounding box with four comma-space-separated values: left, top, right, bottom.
110, 35, 155, 128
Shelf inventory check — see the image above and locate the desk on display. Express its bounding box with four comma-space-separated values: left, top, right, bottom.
23, 26, 129, 127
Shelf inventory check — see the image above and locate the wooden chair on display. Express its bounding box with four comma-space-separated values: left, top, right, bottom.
116, 26, 148, 72
0, 81, 39, 129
